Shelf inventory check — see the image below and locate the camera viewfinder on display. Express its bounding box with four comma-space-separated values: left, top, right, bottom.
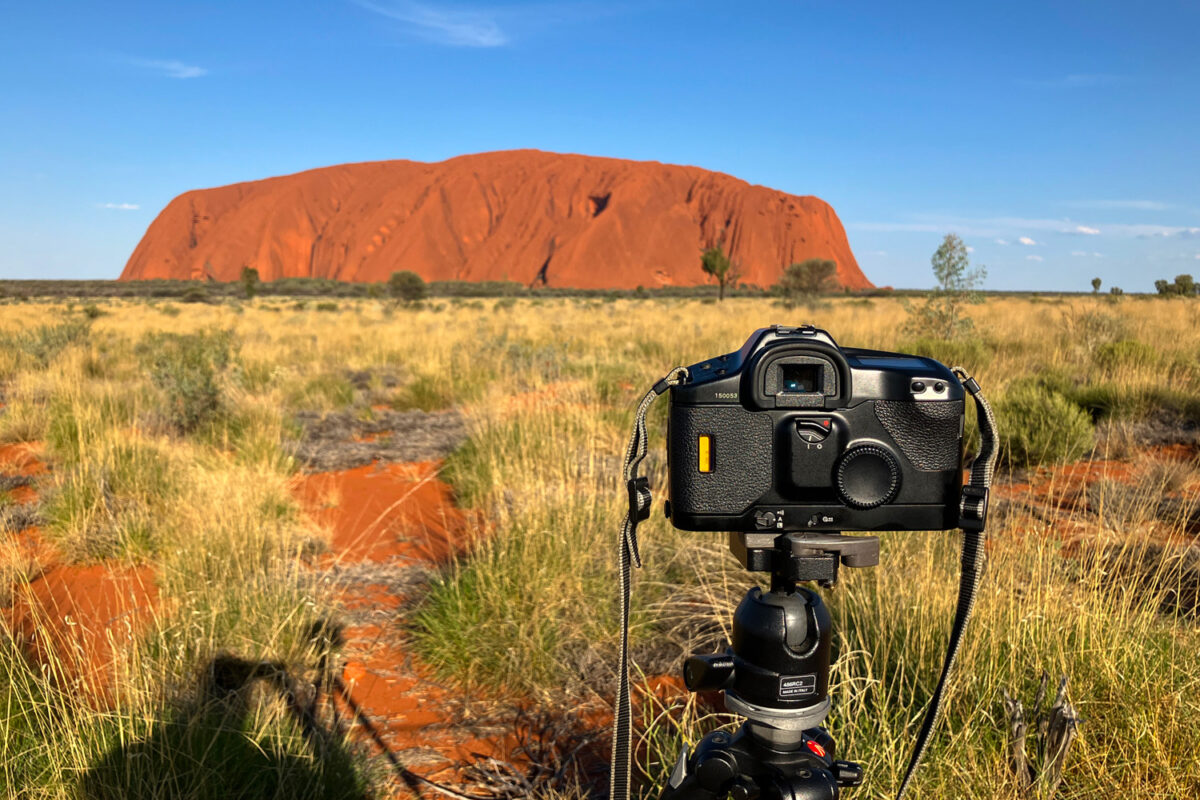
781, 364, 822, 394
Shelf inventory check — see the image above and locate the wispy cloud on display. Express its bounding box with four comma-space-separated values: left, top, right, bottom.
1071, 251, 1104, 257
850, 215, 1200, 240
1065, 199, 1172, 211
995, 238, 1009, 246
1019, 236, 1038, 246
96, 202, 140, 210
127, 58, 207, 79
1026, 255, 1044, 262
1135, 226, 1200, 239
351, 0, 507, 46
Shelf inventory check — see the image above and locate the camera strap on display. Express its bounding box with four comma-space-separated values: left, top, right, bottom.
896, 367, 997, 800
612, 366, 689, 800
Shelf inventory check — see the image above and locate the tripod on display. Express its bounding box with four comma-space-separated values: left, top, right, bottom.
660, 532, 879, 800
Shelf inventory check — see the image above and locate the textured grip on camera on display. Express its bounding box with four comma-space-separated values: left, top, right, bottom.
669, 406, 773, 515
874, 400, 964, 471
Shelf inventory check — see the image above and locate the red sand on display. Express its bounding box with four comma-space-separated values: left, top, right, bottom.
1, 443, 158, 699
294, 459, 527, 779
118, 150, 871, 291
9, 562, 158, 696
296, 460, 467, 564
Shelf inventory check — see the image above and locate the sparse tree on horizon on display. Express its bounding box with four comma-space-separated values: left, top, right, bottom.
389, 270, 428, 303
905, 233, 986, 338
240, 266, 260, 299
700, 242, 741, 301
776, 259, 838, 307
1091, 277, 1102, 293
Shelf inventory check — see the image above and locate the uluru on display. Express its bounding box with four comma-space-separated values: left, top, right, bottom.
119, 150, 871, 291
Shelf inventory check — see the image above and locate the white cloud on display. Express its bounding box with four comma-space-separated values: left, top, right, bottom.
1019, 236, 1038, 246
1071, 251, 1087, 257
1135, 225, 1200, 239
966, 246, 975, 253
1093, 252, 1104, 258
351, 0, 507, 46
1066, 199, 1172, 211
1026, 255, 1044, 262
1195, 253, 1200, 260
128, 58, 207, 79
96, 202, 140, 210
848, 215, 1200, 241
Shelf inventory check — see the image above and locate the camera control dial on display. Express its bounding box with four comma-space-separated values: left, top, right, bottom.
835, 445, 901, 509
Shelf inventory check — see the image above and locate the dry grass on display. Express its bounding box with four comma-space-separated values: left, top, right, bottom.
0, 294, 1198, 798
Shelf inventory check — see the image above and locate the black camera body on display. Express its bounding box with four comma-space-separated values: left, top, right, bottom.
667, 325, 966, 533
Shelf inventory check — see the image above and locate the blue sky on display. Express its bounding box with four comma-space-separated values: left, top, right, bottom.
1, 1, 1197, 290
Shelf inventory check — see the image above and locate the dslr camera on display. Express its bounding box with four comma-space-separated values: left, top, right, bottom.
666, 325, 966, 534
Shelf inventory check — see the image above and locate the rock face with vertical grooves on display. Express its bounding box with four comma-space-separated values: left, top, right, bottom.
119, 150, 871, 290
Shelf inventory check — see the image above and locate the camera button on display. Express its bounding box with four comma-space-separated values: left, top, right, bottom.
911, 381, 926, 393
796, 419, 832, 443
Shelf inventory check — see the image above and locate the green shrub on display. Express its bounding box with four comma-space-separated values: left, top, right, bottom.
996, 384, 1095, 467
180, 286, 209, 304
388, 271, 428, 303
289, 374, 355, 410
137, 330, 237, 433
0, 320, 91, 368
1094, 340, 1160, 370
392, 375, 454, 411
43, 442, 174, 561
314, 301, 338, 312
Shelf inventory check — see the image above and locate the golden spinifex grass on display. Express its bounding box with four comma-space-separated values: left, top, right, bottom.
0, 294, 1197, 799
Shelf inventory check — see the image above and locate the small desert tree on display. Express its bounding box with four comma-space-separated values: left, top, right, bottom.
700, 243, 740, 301
1091, 277, 1101, 294
1175, 274, 1196, 296
389, 271, 428, 303
906, 233, 986, 338
240, 266, 260, 299
777, 259, 838, 307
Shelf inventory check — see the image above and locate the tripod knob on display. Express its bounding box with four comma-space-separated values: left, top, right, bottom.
832, 761, 863, 787
729, 778, 760, 800
683, 654, 736, 692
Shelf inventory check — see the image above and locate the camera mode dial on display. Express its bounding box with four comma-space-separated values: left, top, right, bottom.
835, 445, 901, 509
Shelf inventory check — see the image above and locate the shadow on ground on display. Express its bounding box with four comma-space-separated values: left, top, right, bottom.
79, 651, 372, 800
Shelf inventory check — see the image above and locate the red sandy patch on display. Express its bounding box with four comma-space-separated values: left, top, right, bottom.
296, 460, 466, 564
295, 459, 531, 785
2, 443, 157, 699
8, 562, 157, 696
